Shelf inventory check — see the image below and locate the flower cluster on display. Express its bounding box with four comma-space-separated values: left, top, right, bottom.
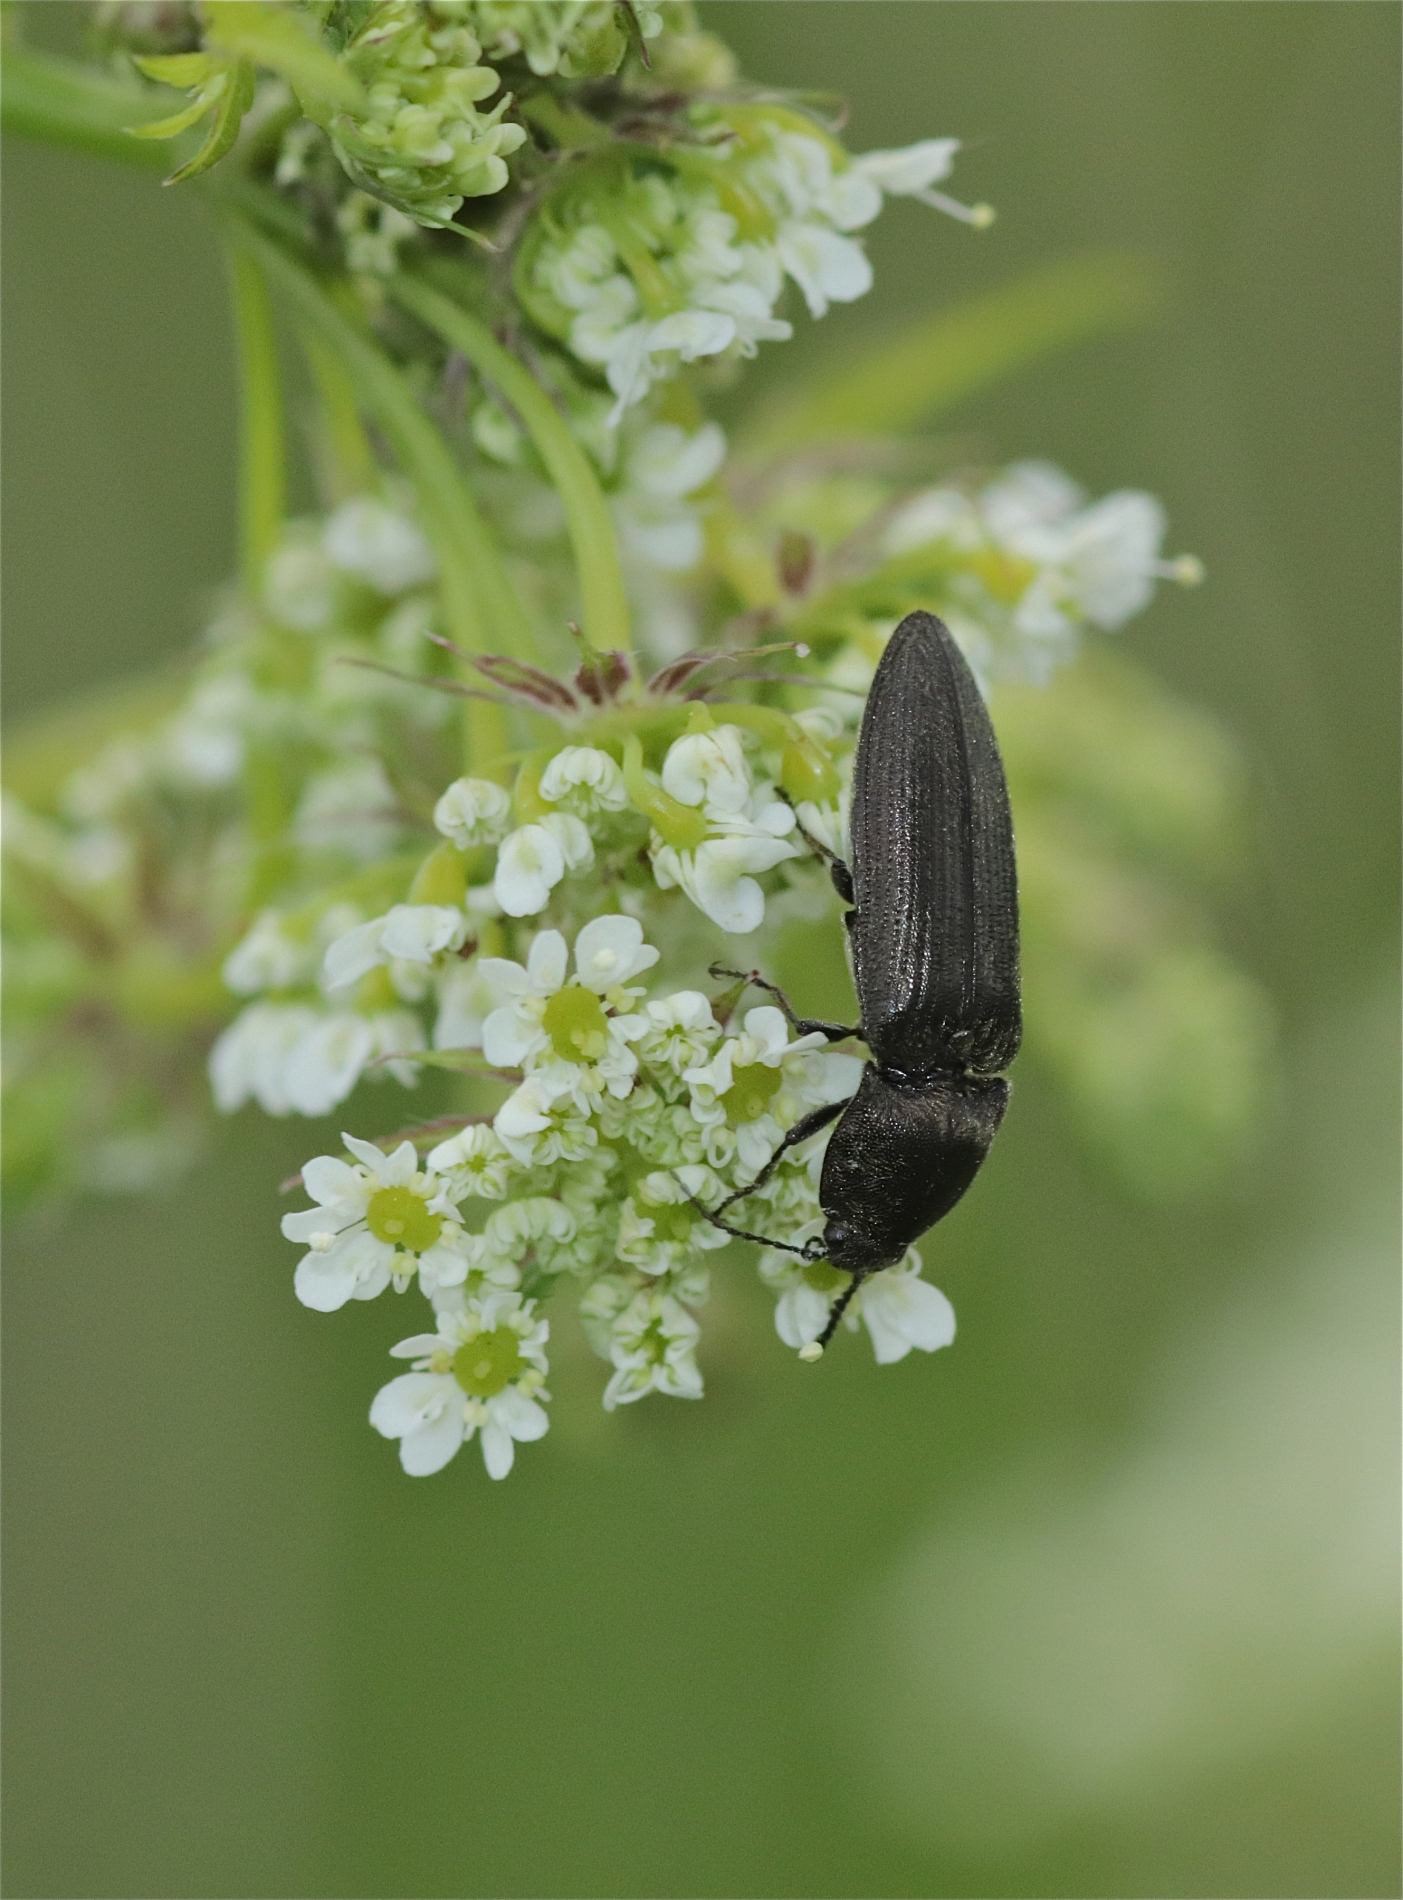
466, 1, 664, 80
3, 0, 1271, 1483
280, 912, 956, 1477
875, 461, 1205, 689
518, 114, 990, 421
319, 1, 529, 226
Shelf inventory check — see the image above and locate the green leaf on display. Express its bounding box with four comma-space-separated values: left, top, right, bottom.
1, 45, 175, 166
225, 237, 286, 594
126, 93, 215, 141
202, 0, 364, 115
164, 59, 254, 185
742, 250, 1170, 454
130, 51, 216, 87
392, 270, 633, 655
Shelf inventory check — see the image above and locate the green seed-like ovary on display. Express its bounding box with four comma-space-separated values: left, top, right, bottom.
543, 984, 610, 1061
722, 1061, 783, 1126
365, 1185, 443, 1253
452, 1328, 527, 1398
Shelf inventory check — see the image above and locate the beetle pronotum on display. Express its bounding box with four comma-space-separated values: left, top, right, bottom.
693, 609, 1022, 1356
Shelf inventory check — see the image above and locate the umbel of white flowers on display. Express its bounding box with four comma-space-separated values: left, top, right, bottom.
278, 916, 958, 1478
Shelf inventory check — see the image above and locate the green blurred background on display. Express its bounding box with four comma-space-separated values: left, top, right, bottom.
4, 5, 1399, 1895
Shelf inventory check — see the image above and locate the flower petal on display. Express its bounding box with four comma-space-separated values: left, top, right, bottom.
400, 1410, 466, 1476
490, 1386, 550, 1443
322, 919, 386, 992
341, 1133, 388, 1172
369, 1370, 447, 1437
525, 930, 569, 995
573, 914, 658, 992
300, 1153, 363, 1207
861, 1272, 956, 1364
295, 1229, 392, 1311
478, 1418, 516, 1479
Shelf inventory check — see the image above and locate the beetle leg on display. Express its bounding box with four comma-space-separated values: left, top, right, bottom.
816, 1270, 868, 1348
707, 964, 861, 1044
708, 1097, 849, 1218
779, 799, 856, 905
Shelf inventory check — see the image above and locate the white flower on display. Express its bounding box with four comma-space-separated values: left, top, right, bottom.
322, 903, 468, 990
527, 121, 978, 418
616, 1167, 730, 1275
425, 1122, 517, 1200
764, 1249, 956, 1363
480, 918, 657, 1086
493, 813, 593, 916
283, 1007, 425, 1113
322, 496, 436, 594
633, 990, 720, 1076
537, 745, 629, 817
369, 1293, 549, 1478
582, 1282, 704, 1410
684, 1006, 862, 1174
880, 461, 1177, 685
281, 1134, 471, 1310
222, 911, 310, 996
493, 1065, 600, 1166
649, 723, 800, 931
613, 422, 727, 571
858, 1259, 958, 1362
433, 776, 511, 851
661, 723, 753, 815
852, 137, 961, 198
651, 829, 799, 934
793, 793, 849, 863
775, 221, 873, 319
479, 1197, 577, 1279
209, 1001, 321, 1115
601, 309, 737, 422
979, 460, 1086, 540
432, 957, 495, 1050
1054, 490, 1169, 630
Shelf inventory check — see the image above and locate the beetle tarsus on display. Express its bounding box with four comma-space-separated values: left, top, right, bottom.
778, 796, 856, 904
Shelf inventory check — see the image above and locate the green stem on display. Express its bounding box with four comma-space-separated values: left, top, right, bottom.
391, 272, 633, 657
298, 322, 375, 502
225, 231, 286, 595
0, 44, 174, 167
235, 223, 531, 773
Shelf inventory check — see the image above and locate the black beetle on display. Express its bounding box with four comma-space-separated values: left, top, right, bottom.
694, 609, 1021, 1355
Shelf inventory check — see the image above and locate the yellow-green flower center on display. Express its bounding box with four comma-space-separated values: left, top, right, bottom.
722, 1060, 783, 1125
803, 1259, 848, 1294
643, 1199, 693, 1243
452, 1327, 527, 1398
968, 547, 1038, 604
543, 984, 610, 1062
365, 1185, 442, 1253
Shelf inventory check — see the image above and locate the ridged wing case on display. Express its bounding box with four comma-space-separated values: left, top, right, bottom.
847, 611, 1021, 1080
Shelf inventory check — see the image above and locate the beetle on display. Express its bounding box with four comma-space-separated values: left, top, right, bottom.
692, 608, 1021, 1356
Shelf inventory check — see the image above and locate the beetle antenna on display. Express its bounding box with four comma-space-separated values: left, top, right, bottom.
671, 1173, 815, 1256
801, 1272, 867, 1360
